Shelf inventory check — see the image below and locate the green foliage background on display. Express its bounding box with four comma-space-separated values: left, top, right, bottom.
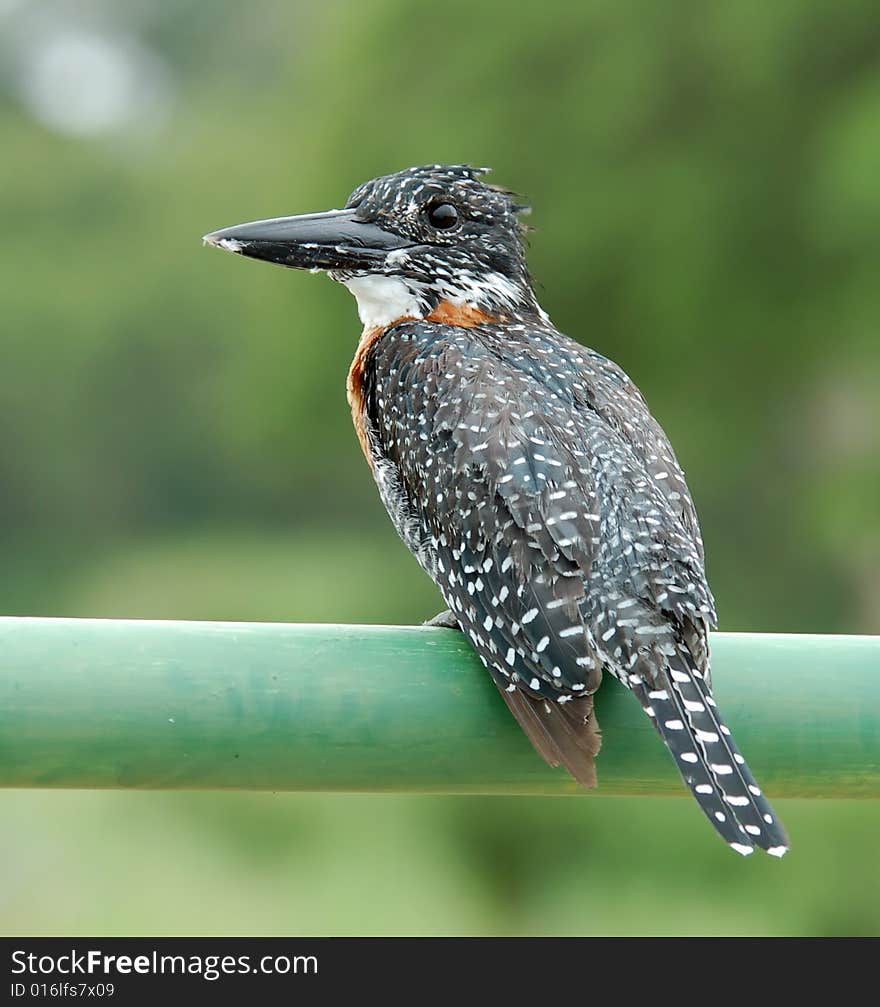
1, 0, 878, 935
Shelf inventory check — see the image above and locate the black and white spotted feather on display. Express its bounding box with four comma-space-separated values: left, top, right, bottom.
363, 318, 789, 857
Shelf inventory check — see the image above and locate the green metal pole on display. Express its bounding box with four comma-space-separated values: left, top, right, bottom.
0, 617, 876, 797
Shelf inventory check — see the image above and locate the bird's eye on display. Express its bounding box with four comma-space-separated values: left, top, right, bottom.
426, 202, 459, 230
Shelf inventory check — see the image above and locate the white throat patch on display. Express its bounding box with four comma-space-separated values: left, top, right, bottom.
343, 275, 425, 328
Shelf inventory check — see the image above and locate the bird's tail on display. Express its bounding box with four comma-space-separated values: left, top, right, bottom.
631, 650, 789, 857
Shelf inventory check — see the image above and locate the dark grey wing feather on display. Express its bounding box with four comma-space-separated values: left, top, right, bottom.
367, 325, 604, 782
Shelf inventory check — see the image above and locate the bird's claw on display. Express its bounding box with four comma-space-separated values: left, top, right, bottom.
423, 608, 461, 630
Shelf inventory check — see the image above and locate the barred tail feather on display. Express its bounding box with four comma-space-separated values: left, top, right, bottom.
631, 681, 755, 853
633, 652, 789, 857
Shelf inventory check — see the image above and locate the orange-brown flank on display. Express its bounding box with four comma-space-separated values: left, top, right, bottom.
346, 299, 499, 468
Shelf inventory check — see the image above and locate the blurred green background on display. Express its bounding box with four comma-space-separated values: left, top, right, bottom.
1, 0, 879, 935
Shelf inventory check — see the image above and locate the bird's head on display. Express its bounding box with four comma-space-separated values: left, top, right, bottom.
203, 164, 540, 328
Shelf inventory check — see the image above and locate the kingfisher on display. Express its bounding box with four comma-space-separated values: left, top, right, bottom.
204, 164, 788, 857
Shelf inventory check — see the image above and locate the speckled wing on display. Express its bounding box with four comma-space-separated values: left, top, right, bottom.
365, 322, 610, 783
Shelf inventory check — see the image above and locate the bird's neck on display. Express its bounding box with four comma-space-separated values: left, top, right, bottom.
341, 273, 542, 329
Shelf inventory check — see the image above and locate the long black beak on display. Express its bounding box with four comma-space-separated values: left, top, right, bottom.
202, 208, 411, 271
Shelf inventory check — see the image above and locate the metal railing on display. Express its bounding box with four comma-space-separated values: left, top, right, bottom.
1, 618, 877, 797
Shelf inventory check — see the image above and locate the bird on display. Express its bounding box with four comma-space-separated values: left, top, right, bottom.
204, 163, 789, 857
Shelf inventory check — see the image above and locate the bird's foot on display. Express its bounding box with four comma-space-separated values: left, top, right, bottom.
423, 608, 461, 630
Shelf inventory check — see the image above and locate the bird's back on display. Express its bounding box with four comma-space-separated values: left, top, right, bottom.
357, 316, 787, 855
362, 315, 716, 666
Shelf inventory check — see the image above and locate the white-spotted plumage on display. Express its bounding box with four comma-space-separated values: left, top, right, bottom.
361, 306, 787, 856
